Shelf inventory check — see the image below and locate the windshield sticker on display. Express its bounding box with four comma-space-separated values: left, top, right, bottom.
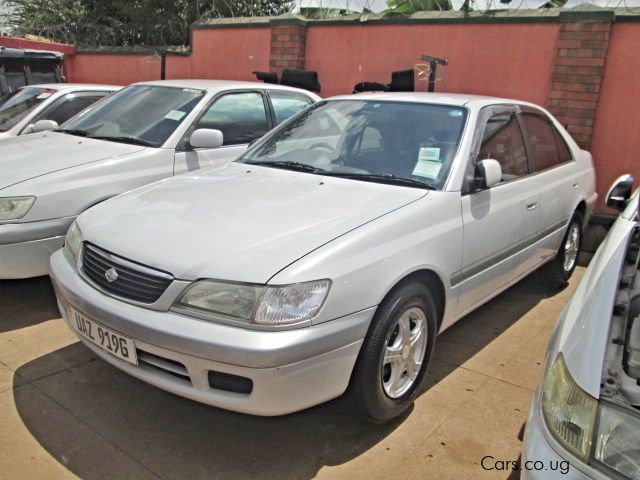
448, 109, 463, 118
164, 110, 186, 121
419, 147, 441, 162
413, 159, 442, 179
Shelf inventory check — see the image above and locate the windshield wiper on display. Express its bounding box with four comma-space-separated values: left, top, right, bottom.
322, 172, 435, 190
244, 160, 326, 174
89, 135, 155, 147
55, 128, 90, 137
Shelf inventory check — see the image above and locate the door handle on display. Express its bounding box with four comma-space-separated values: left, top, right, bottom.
572, 183, 579, 188
526, 201, 538, 210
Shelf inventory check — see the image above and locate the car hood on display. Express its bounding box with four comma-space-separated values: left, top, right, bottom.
552, 208, 636, 397
79, 162, 427, 283
0, 132, 146, 190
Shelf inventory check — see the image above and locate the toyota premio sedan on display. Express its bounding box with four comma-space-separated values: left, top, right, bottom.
0, 80, 319, 279
50, 93, 597, 421
522, 176, 640, 479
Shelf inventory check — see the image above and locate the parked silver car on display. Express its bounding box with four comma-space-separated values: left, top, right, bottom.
50, 93, 597, 421
0, 80, 319, 279
0, 83, 119, 139
522, 176, 640, 479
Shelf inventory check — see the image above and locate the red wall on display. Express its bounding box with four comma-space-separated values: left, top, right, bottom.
63, 27, 269, 85
590, 22, 640, 213
190, 27, 270, 81
66, 54, 170, 85
305, 23, 559, 103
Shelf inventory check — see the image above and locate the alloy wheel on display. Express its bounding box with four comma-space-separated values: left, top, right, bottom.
381, 306, 429, 399
563, 222, 580, 273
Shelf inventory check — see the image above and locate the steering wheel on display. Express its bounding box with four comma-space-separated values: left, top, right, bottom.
309, 142, 338, 154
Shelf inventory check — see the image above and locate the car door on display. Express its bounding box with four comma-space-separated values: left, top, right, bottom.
174, 90, 271, 174
21, 91, 111, 134
456, 105, 542, 316
519, 107, 582, 265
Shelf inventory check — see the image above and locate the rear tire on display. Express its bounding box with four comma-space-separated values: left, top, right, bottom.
547, 212, 583, 285
348, 281, 438, 423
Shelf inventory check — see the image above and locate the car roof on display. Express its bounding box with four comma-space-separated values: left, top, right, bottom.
326, 92, 544, 110
22, 83, 121, 91
135, 79, 319, 97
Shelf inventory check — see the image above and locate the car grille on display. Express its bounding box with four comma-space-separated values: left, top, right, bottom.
82, 243, 173, 304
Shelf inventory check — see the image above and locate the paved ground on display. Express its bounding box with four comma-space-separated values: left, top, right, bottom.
0, 265, 586, 480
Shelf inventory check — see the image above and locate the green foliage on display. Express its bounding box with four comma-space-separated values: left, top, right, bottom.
5, 0, 292, 47
385, 0, 452, 13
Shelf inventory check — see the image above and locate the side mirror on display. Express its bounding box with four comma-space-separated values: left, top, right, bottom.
189, 128, 223, 150
475, 159, 502, 189
31, 119, 59, 133
606, 174, 634, 212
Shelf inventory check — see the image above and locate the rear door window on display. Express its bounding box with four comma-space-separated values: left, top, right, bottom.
196, 92, 268, 146
269, 91, 313, 125
520, 113, 563, 171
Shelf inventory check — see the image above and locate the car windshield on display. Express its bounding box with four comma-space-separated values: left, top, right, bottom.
59, 85, 205, 147
0, 87, 56, 132
240, 100, 468, 190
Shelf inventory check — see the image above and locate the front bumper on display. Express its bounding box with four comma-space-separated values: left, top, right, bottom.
49, 250, 372, 416
522, 388, 608, 480
0, 216, 74, 279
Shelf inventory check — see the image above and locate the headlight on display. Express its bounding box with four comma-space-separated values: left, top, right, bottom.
541, 353, 597, 462
0, 196, 35, 221
593, 401, 640, 478
176, 279, 331, 326
64, 220, 83, 267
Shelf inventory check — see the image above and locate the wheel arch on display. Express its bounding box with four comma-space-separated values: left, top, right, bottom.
379, 269, 446, 331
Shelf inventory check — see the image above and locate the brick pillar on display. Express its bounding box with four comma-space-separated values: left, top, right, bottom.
548, 9, 614, 150
269, 14, 307, 75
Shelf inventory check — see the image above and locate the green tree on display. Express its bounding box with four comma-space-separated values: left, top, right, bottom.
385, 0, 453, 13
5, 0, 292, 47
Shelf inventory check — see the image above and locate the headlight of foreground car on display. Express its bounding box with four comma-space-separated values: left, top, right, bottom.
176, 279, 331, 326
541, 353, 598, 462
593, 401, 640, 479
64, 220, 83, 267
0, 196, 36, 221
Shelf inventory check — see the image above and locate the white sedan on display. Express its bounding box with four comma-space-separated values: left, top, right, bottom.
50, 93, 597, 421
0, 83, 119, 139
0, 79, 319, 279
522, 176, 640, 479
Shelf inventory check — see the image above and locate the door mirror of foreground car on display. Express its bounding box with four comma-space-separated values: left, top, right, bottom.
189, 129, 224, 150
475, 159, 502, 189
606, 174, 634, 212
28, 119, 59, 134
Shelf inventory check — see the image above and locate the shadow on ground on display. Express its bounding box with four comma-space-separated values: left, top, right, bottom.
0, 277, 59, 333
11, 265, 571, 480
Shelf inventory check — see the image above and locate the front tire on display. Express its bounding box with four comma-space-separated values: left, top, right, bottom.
349, 281, 438, 422
547, 212, 583, 285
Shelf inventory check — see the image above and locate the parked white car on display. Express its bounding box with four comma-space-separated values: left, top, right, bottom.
50, 93, 597, 421
0, 80, 319, 279
0, 83, 119, 139
522, 176, 640, 479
